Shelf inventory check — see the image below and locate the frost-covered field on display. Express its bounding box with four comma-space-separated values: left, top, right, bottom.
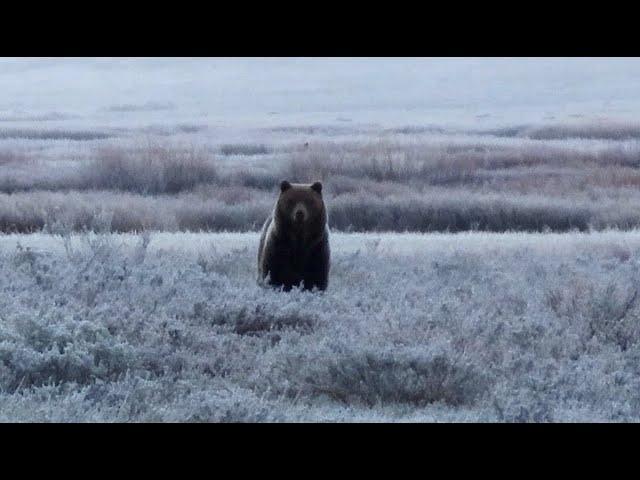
2, 229, 640, 422
3, 58, 640, 422
4, 58, 640, 234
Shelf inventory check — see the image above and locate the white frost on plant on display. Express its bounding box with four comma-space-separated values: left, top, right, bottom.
1, 230, 640, 422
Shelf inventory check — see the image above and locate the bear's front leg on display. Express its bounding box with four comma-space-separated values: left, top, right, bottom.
302, 242, 329, 291
266, 258, 304, 291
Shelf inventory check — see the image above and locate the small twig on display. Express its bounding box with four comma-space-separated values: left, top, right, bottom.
615, 289, 638, 323
14, 375, 27, 393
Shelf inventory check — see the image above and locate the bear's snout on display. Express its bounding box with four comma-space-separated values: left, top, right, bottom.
292, 203, 308, 223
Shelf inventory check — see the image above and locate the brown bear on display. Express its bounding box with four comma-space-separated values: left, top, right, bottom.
257, 180, 330, 291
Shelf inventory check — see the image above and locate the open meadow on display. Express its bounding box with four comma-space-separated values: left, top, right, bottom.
2, 58, 640, 422
3, 58, 640, 235
2, 230, 640, 421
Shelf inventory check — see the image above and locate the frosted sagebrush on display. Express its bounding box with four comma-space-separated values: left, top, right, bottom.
4, 122, 640, 233
2, 231, 640, 421
84, 145, 219, 194
299, 350, 489, 407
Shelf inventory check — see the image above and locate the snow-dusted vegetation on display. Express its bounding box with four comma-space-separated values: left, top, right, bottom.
3, 58, 640, 422
1, 230, 640, 421
3, 58, 640, 234
5, 125, 640, 234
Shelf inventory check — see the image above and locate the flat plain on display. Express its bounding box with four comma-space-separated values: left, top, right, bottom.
2, 58, 640, 421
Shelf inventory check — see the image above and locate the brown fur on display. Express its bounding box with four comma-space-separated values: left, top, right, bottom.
258, 181, 330, 291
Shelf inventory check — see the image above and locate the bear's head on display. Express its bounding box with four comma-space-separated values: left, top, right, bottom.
275, 180, 326, 235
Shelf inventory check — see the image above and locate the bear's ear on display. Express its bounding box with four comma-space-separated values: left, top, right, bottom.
311, 182, 322, 195
280, 180, 292, 192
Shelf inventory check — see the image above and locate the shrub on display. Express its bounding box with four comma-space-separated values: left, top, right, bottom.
0, 129, 112, 141
84, 145, 219, 194
327, 192, 596, 233
302, 350, 489, 407
220, 144, 270, 156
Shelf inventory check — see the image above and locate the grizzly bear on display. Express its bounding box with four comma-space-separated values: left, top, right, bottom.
257, 180, 330, 291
